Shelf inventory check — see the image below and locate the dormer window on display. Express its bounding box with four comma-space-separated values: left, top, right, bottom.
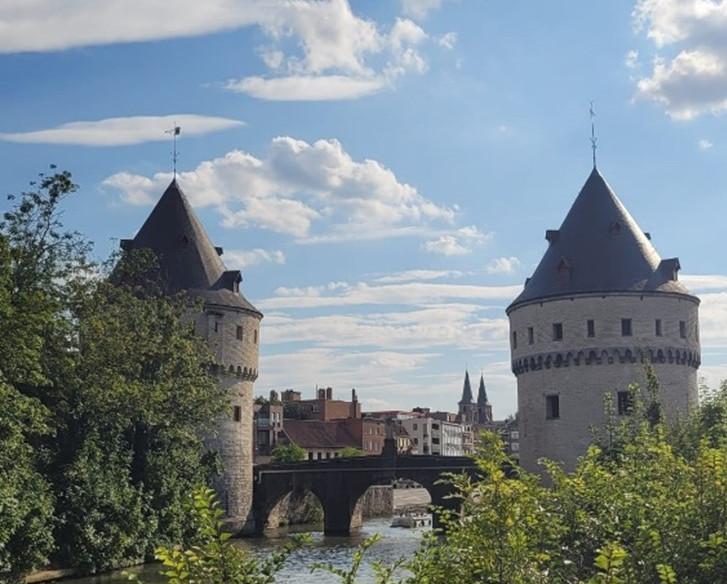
557, 258, 572, 274
609, 221, 622, 237
180, 235, 189, 247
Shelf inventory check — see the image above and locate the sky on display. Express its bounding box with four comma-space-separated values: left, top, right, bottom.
3, 0, 727, 417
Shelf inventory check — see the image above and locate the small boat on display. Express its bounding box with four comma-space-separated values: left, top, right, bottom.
391, 510, 432, 528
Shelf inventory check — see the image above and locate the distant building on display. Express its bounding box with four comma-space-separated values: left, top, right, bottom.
400, 414, 465, 456
253, 391, 283, 462
282, 387, 362, 421
508, 168, 700, 472
279, 416, 386, 459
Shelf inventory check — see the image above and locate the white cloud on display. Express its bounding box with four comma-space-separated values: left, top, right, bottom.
224, 75, 385, 101
401, 0, 444, 20
1, 0, 436, 102
422, 226, 492, 256
633, 0, 727, 119
104, 136, 455, 242
223, 249, 285, 269
372, 269, 466, 283
699, 138, 714, 150
625, 49, 640, 69
259, 279, 521, 310
438, 32, 458, 50
0, 114, 243, 146
682, 274, 727, 290
486, 256, 522, 274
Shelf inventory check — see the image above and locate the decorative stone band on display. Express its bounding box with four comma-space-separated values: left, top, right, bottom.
210, 363, 259, 381
512, 346, 701, 376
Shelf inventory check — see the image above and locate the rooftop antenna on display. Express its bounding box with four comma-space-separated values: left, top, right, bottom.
165, 123, 181, 178
590, 101, 598, 169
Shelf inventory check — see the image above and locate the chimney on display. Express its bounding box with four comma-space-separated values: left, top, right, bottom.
269, 390, 278, 402
352, 388, 358, 402
326, 387, 333, 400
317, 388, 326, 400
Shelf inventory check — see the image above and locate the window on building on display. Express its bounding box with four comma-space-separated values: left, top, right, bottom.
655, 319, 662, 337
511, 431, 519, 440
413, 423, 418, 431
528, 326, 534, 344
553, 322, 563, 341
317, 452, 322, 460
233, 406, 241, 422
432, 437, 440, 445
617, 391, 632, 416
587, 319, 595, 338
214, 320, 220, 333
621, 318, 632, 337
512, 331, 517, 349
308, 452, 313, 460
546, 395, 560, 419
254, 329, 258, 344
680, 320, 687, 339
326, 452, 331, 459
432, 423, 439, 430
236, 325, 243, 341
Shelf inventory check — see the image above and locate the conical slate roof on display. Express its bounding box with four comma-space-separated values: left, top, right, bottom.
477, 374, 488, 405
509, 168, 693, 311
121, 180, 261, 316
459, 370, 473, 404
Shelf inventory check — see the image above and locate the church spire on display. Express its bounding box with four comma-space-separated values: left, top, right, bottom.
477, 373, 488, 405
459, 370, 473, 404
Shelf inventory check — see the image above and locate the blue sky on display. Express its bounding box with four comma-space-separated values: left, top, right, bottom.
2, 0, 727, 417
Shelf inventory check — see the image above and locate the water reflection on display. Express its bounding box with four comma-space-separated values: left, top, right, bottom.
64, 517, 429, 584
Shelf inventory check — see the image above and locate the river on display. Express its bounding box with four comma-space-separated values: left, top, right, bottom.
62, 517, 429, 584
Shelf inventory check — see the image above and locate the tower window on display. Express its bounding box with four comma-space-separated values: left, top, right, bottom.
528, 327, 534, 344
680, 321, 687, 339
587, 319, 595, 338
233, 406, 242, 422
512, 331, 517, 349
655, 319, 662, 337
621, 319, 632, 337
236, 325, 243, 341
546, 395, 560, 419
214, 321, 219, 333
617, 391, 632, 416
552, 323, 563, 341
254, 329, 258, 344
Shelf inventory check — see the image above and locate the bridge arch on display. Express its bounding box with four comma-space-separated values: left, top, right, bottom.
253, 446, 478, 536
264, 488, 324, 531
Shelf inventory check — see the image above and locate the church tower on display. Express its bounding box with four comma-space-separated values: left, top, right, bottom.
507, 168, 700, 473
476, 373, 492, 424
121, 180, 262, 531
458, 370, 478, 424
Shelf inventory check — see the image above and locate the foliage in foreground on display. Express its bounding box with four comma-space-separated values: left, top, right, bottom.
126, 487, 307, 584
407, 380, 727, 584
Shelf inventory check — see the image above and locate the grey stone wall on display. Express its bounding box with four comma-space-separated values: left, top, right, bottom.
195, 305, 261, 531
508, 292, 700, 473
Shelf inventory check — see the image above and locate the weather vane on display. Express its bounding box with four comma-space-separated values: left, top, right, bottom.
590, 101, 598, 169
165, 123, 181, 178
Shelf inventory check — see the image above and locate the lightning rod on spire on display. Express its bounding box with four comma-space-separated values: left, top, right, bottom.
590, 101, 598, 169
165, 123, 181, 178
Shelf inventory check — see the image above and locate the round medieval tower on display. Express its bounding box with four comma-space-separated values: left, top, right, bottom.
120, 180, 262, 531
507, 168, 700, 473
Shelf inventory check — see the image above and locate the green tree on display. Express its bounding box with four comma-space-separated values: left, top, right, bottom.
338, 446, 365, 458
271, 442, 306, 463
0, 382, 55, 584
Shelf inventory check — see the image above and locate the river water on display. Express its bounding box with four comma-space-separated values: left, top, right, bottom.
62, 517, 429, 584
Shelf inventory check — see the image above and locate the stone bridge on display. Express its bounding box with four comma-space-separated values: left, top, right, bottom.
252, 442, 479, 535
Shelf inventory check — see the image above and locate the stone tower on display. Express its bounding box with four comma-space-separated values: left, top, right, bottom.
121, 180, 262, 530
507, 168, 700, 473
458, 370, 478, 424
476, 374, 492, 424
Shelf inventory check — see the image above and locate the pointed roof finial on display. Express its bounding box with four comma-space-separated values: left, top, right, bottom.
460, 369, 473, 404
165, 123, 181, 178
590, 101, 598, 169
